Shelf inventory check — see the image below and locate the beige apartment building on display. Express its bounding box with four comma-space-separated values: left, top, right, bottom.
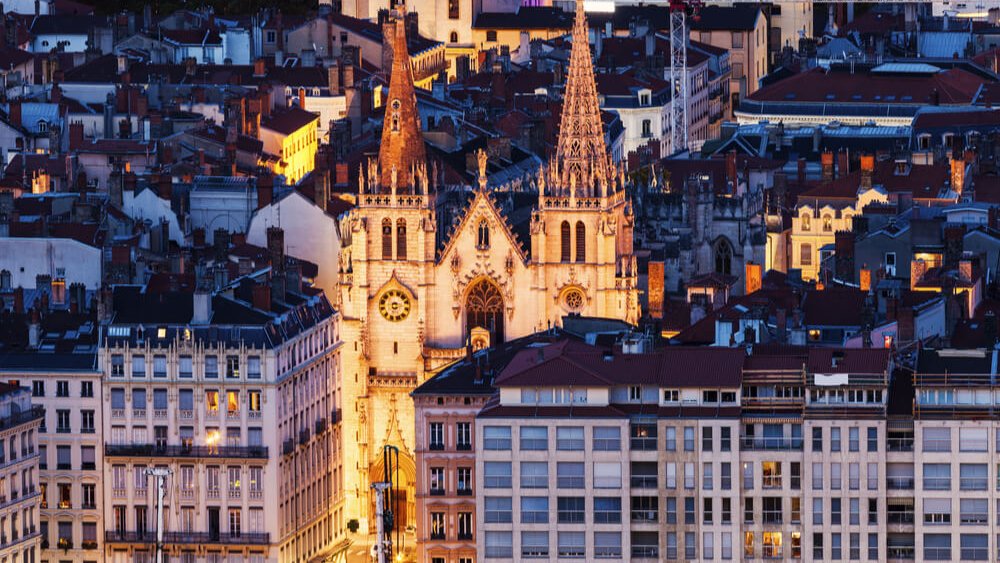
0, 296, 97, 563
98, 241, 344, 563
690, 4, 769, 116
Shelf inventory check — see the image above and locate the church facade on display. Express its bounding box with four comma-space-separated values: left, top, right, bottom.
335, 5, 639, 533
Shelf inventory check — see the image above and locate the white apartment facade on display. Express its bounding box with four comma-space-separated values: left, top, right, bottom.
98, 281, 344, 563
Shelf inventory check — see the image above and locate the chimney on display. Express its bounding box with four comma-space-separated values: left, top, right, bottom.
328, 60, 340, 95
256, 173, 273, 209
959, 259, 973, 283
192, 290, 212, 324
267, 226, 286, 299
944, 225, 965, 269
343, 57, 355, 90
298, 87, 306, 110
9, 100, 21, 128
838, 148, 850, 179
644, 32, 655, 57
897, 305, 914, 342
252, 282, 271, 311
745, 262, 762, 294
192, 228, 206, 247
834, 231, 856, 282
253, 57, 266, 77
775, 308, 787, 343
860, 154, 874, 189
27, 308, 40, 349
797, 157, 806, 186
985, 310, 998, 347
13, 286, 24, 313
951, 157, 966, 194
725, 151, 737, 189
821, 151, 834, 182
69, 121, 83, 149
648, 261, 664, 319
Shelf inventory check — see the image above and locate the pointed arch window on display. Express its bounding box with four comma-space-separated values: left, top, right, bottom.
477, 220, 490, 250
560, 221, 571, 263
575, 221, 586, 262
466, 279, 505, 344
715, 239, 733, 276
382, 219, 393, 260
396, 219, 407, 261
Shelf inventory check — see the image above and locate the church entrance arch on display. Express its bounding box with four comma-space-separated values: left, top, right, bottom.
368, 447, 417, 538
465, 278, 505, 344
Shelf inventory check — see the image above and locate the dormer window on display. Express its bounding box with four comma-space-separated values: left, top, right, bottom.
37, 121, 47, 133
629, 386, 641, 401
638, 91, 651, 106
800, 214, 811, 231
822, 214, 833, 232
703, 390, 719, 403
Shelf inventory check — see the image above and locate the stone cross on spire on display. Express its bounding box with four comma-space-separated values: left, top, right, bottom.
377, 6, 427, 194
552, 0, 612, 198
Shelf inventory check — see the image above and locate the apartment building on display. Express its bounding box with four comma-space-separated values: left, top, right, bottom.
0, 381, 43, 563
460, 332, 911, 562
0, 297, 104, 562
412, 346, 500, 563
690, 5, 768, 114
98, 237, 344, 563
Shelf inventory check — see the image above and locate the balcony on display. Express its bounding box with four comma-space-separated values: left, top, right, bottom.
887, 512, 914, 525
457, 488, 472, 497
315, 418, 327, 435
457, 442, 472, 451
104, 443, 268, 459
429, 488, 445, 496
282, 440, 294, 456
105, 531, 269, 545
132, 409, 146, 419
887, 546, 915, 559
81, 540, 98, 549
429, 443, 445, 451
630, 475, 657, 489
886, 477, 914, 490
740, 437, 803, 451
629, 437, 657, 451
0, 406, 43, 431
298, 429, 310, 445
631, 546, 659, 559
630, 510, 658, 523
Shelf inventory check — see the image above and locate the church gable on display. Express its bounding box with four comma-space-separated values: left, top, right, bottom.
436, 190, 529, 265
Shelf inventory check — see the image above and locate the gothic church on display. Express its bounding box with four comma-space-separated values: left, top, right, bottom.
336, 3, 639, 531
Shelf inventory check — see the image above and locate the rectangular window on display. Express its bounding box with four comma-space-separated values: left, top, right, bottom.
179, 356, 193, 378
484, 497, 512, 523
429, 422, 444, 449
226, 356, 240, 378
521, 531, 548, 558
593, 462, 621, 488
923, 463, 952, 491
557, 462, 584, 489
702, 427, 713, 452
484, 426, 511, 450
556, 497, 584, 524
831, 427, 841, 451
520, 496, 548, 524
456, 422, 471, 449
684, 426, 695, 451
959, 428, 988, 452
557, 531, 585, 559
484, 462, 511, 488
556, 426, 584, 450
960, 463, 988, 491
812, 427, 822, 452
595, 531, 622, 559
593, 427, 620, 451
520, 461, 548, 488
247, 356, 261, 379
153, 355, 167, 377
594, 497, 621, 524
867, 427, 878, 452
111, 355, 124, 376
849, 427, 859, 451
924, 533, 951, 561
485, 531, 512, 558
204, 356, 218, 378
923, 427, 951, 452
132, 355, 146, 377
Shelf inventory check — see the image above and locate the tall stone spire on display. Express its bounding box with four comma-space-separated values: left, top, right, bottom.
552, 1, 612, 197
377, 7, 427, 193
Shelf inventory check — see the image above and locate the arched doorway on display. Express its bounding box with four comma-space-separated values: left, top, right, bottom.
466, 278, 505, 344
368, 447, 417, 537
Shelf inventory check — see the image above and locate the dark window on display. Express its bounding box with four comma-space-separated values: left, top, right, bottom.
448, 0, 459, 19
486, 30, 497, 42
396, 219, 407, 261
382, 219, 392, 260
575, 221, 585, 262
715, 239, 733, 275
560, 221, 571, 262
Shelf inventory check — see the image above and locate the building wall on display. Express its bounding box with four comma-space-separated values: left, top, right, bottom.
0, 238, 102, 290
259, 117, 317, 185
99, 312, 343, 563
690, 13, 768, 110
413, 394, 487, 563
0, 389, 43, 563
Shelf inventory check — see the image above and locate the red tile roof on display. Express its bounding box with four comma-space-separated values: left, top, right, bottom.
799, 159, 951, 200
261, 107, 319, 135
496, 339, 745, 388
748, 66, 986, 105
801, 288, 867, 327
913, 109, 1000, 129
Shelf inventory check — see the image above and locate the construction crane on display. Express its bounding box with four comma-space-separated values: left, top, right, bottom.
668, 0, 701, 156
665, 0, 922, 156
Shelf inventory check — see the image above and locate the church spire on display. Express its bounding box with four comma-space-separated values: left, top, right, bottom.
552, 1, 612, 198
377, 6, 427, 194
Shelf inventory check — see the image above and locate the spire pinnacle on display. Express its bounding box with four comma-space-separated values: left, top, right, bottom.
377, 10, 426, 193
551, 1, 611, 198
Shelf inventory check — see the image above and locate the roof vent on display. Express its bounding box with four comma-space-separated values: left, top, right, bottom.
602, 350, 614, 362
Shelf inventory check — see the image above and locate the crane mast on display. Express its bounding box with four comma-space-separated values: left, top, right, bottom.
669, 0, 690, 156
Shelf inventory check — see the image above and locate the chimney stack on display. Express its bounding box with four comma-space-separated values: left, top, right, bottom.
860, 155, 874, 189
252, 282, 271, 311
821, 151, 834, 182
28, 308, 40, 349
